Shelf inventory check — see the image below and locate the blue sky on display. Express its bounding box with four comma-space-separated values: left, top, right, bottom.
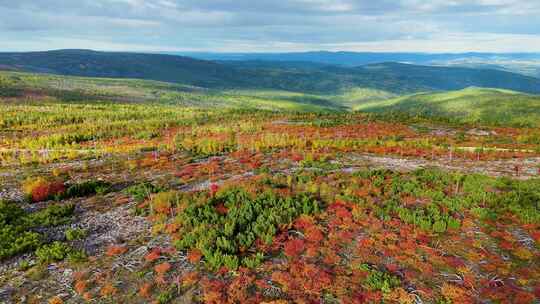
1, 0, 539, 53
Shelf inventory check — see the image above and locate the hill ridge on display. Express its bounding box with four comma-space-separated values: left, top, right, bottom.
0, 50, 539, 95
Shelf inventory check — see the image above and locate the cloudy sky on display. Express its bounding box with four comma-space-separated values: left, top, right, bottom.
1, 0, 539, 53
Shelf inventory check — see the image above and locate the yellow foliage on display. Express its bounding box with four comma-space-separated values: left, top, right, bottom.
513, 247, 533, 260
48, 296, 64, 304
384, 287, 415, 304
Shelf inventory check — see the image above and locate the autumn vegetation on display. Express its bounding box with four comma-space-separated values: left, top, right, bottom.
0, 71, 539, 303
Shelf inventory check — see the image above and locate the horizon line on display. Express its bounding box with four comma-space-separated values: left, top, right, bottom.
2, 48, 540, 55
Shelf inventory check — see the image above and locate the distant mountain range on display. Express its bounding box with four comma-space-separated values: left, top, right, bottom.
172, 50, 540, 64
1, 49, 539, 95
174, 51, 540, 78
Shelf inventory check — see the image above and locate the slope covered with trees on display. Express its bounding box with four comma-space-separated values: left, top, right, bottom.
355, 87, 540, 127
1, 50, 540, 95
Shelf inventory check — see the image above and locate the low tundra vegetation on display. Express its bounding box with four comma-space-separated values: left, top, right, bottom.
120, 168, 540, 303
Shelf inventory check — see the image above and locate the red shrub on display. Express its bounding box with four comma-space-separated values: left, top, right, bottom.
138, 282, 153, 299
145, 248, 162, 262
214, 203, 228, 215
210, 183, 219, 196
154, 262, 172, 275
304, 226, 324, 244
23, 177, 65, 202
105, 245, 128, 256
74, 280, 87, 294
284, 238, 305, 258
187, 249, 203, 264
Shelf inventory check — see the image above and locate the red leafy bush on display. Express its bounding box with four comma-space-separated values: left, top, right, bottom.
209, 183, 219, 196
105, 245, 128, 257
145, 248, 162, 262
154, 262, 172, 275
187, 249, 203, 264
304, 225, 324, 244
283, 238, 305, 258
23, 177, 65, 202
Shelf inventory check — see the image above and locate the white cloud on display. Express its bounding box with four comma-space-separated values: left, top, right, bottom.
0, 0, 538, 52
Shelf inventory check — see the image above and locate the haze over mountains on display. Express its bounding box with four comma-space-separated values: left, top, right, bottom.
1, 49, 540, 95
175, 51, 540, 78
175, 51, 540, 66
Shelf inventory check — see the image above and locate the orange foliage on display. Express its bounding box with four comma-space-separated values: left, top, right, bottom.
154, 262, 172, 275
384, 287, 415, 304
47, 296, 63, 304
74, 280, 87, 294
283, 238, 305, 258
181, 271, 200, 287
23, 177, 65, 202
305, 244, 319, 258
226, 270, 257, 303
105, 245, 128, 256
201, 278, 226, 304
100, 283, 117, 297
187, 249, 203, 263
82, 292, 93, 301
271, 271, 292, 292
165, 223, 180, 234
145, 248, 162, 262
72, 271, 87, 281
138, 282, 153, 298
441, 283, 472, 304
154, 274, 167, 286
304, 225, 324, 244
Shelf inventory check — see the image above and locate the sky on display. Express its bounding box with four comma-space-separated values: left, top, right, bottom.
1, 0, 540, 53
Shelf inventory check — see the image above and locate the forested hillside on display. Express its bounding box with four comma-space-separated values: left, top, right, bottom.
1, 50, 540, 95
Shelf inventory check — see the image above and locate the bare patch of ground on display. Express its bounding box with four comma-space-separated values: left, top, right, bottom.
346, 153, 540, 179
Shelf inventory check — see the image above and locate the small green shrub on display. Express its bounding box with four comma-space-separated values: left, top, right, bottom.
432, 220, 447, 233
65, 228, 87, 241
156, 287, 176, 304
174, 187, 322, 271
28, 204, 75, 227
242, 252, 264, 268
0, 201, 42, 259
447, 217, 461, 230
125, 182, 163, 203
18, 259, 33, 271
67, 249, 88, 263
36, 242, 73, 263
58, 180, 111, 200
358, 264, 401, 294
0, 201, 75, 260
0, 230, 41, 260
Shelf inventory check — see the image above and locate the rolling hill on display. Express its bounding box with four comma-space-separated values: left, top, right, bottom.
356, 62, 540, 94
355, 87, 540, 127
3, 70, 540, 127
0, 71, 343, 112
0, 49, 251, 88
1, 50, 540, 95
